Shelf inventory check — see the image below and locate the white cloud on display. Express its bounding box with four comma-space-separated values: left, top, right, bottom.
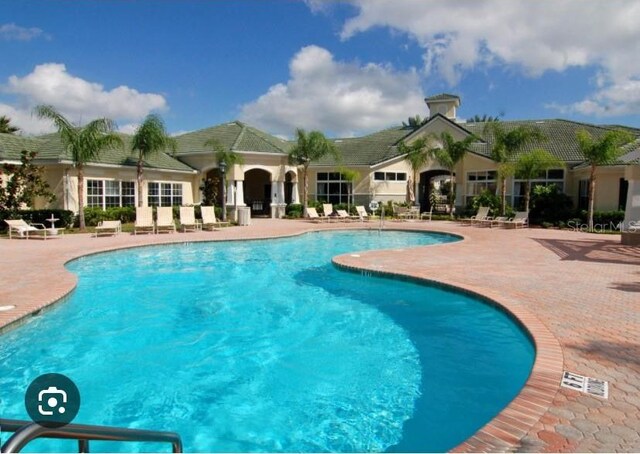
0, 103, 54, 135
117, 123, 140, 135
240, 45, 425, 137
1, 63, 167, 135
0, 23, 49, 41
337, 0, 640, 117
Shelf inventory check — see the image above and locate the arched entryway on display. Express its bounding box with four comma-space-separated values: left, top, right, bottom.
419, 170, 453, 213
244, 168, 272, 216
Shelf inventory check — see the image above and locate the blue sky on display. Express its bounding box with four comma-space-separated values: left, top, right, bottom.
2, 0, 639, 137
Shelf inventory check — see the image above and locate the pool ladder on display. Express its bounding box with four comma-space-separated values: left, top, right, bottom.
0, 418, 182, 453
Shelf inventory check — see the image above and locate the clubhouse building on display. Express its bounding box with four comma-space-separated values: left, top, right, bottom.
1, 94, 640, 225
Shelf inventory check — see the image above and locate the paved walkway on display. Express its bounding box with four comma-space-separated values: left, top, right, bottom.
1, 219, 639, 452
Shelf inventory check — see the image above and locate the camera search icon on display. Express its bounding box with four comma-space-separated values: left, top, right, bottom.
25, 373, 81, 428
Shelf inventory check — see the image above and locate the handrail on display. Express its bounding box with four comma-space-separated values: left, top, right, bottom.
0, 418, 182, 453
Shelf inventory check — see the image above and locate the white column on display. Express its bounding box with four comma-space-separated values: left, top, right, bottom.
235, 180, 245, 206
271, 182, 279, 204
292, 182, 300, 204
277, 181, 286, 204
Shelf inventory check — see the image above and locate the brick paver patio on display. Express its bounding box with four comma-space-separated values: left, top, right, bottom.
1, 219, 638, 452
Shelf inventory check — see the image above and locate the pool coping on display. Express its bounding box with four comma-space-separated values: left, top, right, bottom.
0, 222, 564, 452
332, 251, 564, 452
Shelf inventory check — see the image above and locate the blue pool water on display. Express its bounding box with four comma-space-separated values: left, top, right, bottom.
0, 230, 534, 452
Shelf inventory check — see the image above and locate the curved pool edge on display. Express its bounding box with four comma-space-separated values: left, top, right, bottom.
331, 251, 565, 453
0, 224, 463, 336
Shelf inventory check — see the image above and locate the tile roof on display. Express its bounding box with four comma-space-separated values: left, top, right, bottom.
462, 119, 639, 163
0, 132, 196, 173
0, 133, 43, 161
174, 121, 291, 156
316, 126, 414, 166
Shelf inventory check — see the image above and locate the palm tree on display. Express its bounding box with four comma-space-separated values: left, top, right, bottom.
467, 113, 502, 123
338, 167, 360, 211
514, 149, 562, 213
204, 138, 244, 221
433, 132, 477, 218
398, 138, 430, 204
484, 123, 545, 215
0, 115, 20, 134
131, 114, 177, 207
288, 128, 339, 216
35, 105, 123, 229
402, 115, 425, 130
576, 129, 633, 231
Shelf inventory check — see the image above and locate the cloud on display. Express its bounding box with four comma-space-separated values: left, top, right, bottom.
0, 23, 49, 41
0, 103, 54, 135
1, 63, 167, 134
240, 46, 425, 137
549, 80, 640, 117
336, 0, 640, 117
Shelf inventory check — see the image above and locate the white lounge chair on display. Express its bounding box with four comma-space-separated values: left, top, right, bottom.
4, 219, 50, 240
460, 206, 489, 225
336, 209, 357, 222
201, 206, 229, 230
156, 207, 176, 233
179, 206, 201, 232
306, 207, 326, 223
134, 207, 155, 234
421, 207, 433, 221
95, 220, 122, 237
355, 205, 370, 222
322, 203, 337, 222
501, 211, 529, 229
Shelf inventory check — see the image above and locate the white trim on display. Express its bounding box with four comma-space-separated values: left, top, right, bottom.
57, 160, 197, 174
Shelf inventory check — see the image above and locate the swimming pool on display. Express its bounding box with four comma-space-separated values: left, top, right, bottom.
0, 230, 534, 452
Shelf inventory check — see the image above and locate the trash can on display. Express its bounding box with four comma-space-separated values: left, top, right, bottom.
238, 207, 251, 226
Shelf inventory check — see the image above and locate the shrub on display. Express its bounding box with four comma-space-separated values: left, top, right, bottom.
286, 203, 303, 218
575, 210, 625, 230
83, 207, 136, 226
529, 184, 573, 225
0, 209, 74, 230
468, 190, 501, 216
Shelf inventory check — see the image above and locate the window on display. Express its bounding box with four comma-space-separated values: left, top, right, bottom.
316, 173, 352, 204
148, 182, 183, 207
465, 171, 497, 204
86, 179, 136, 209
513, 169, 565, 209
578, 179, 589, 210
373, 171, 407, 181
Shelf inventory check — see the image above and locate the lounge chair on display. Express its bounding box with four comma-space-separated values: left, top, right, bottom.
306, 207, 326, 223
336, 209, 358, 222
420, 207, 433, 221
201, 206, 229, 230
95, 220, 122, 237
134, 207, 155, 234
322, 203, 338, 222
179, 206, 201, 232
156, 207, 176, 234
460, 206, 489, 225
4, 219, 50, 240
355, 205, 370, 222
488, 216, 509, 228
501, 211, 529, 229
